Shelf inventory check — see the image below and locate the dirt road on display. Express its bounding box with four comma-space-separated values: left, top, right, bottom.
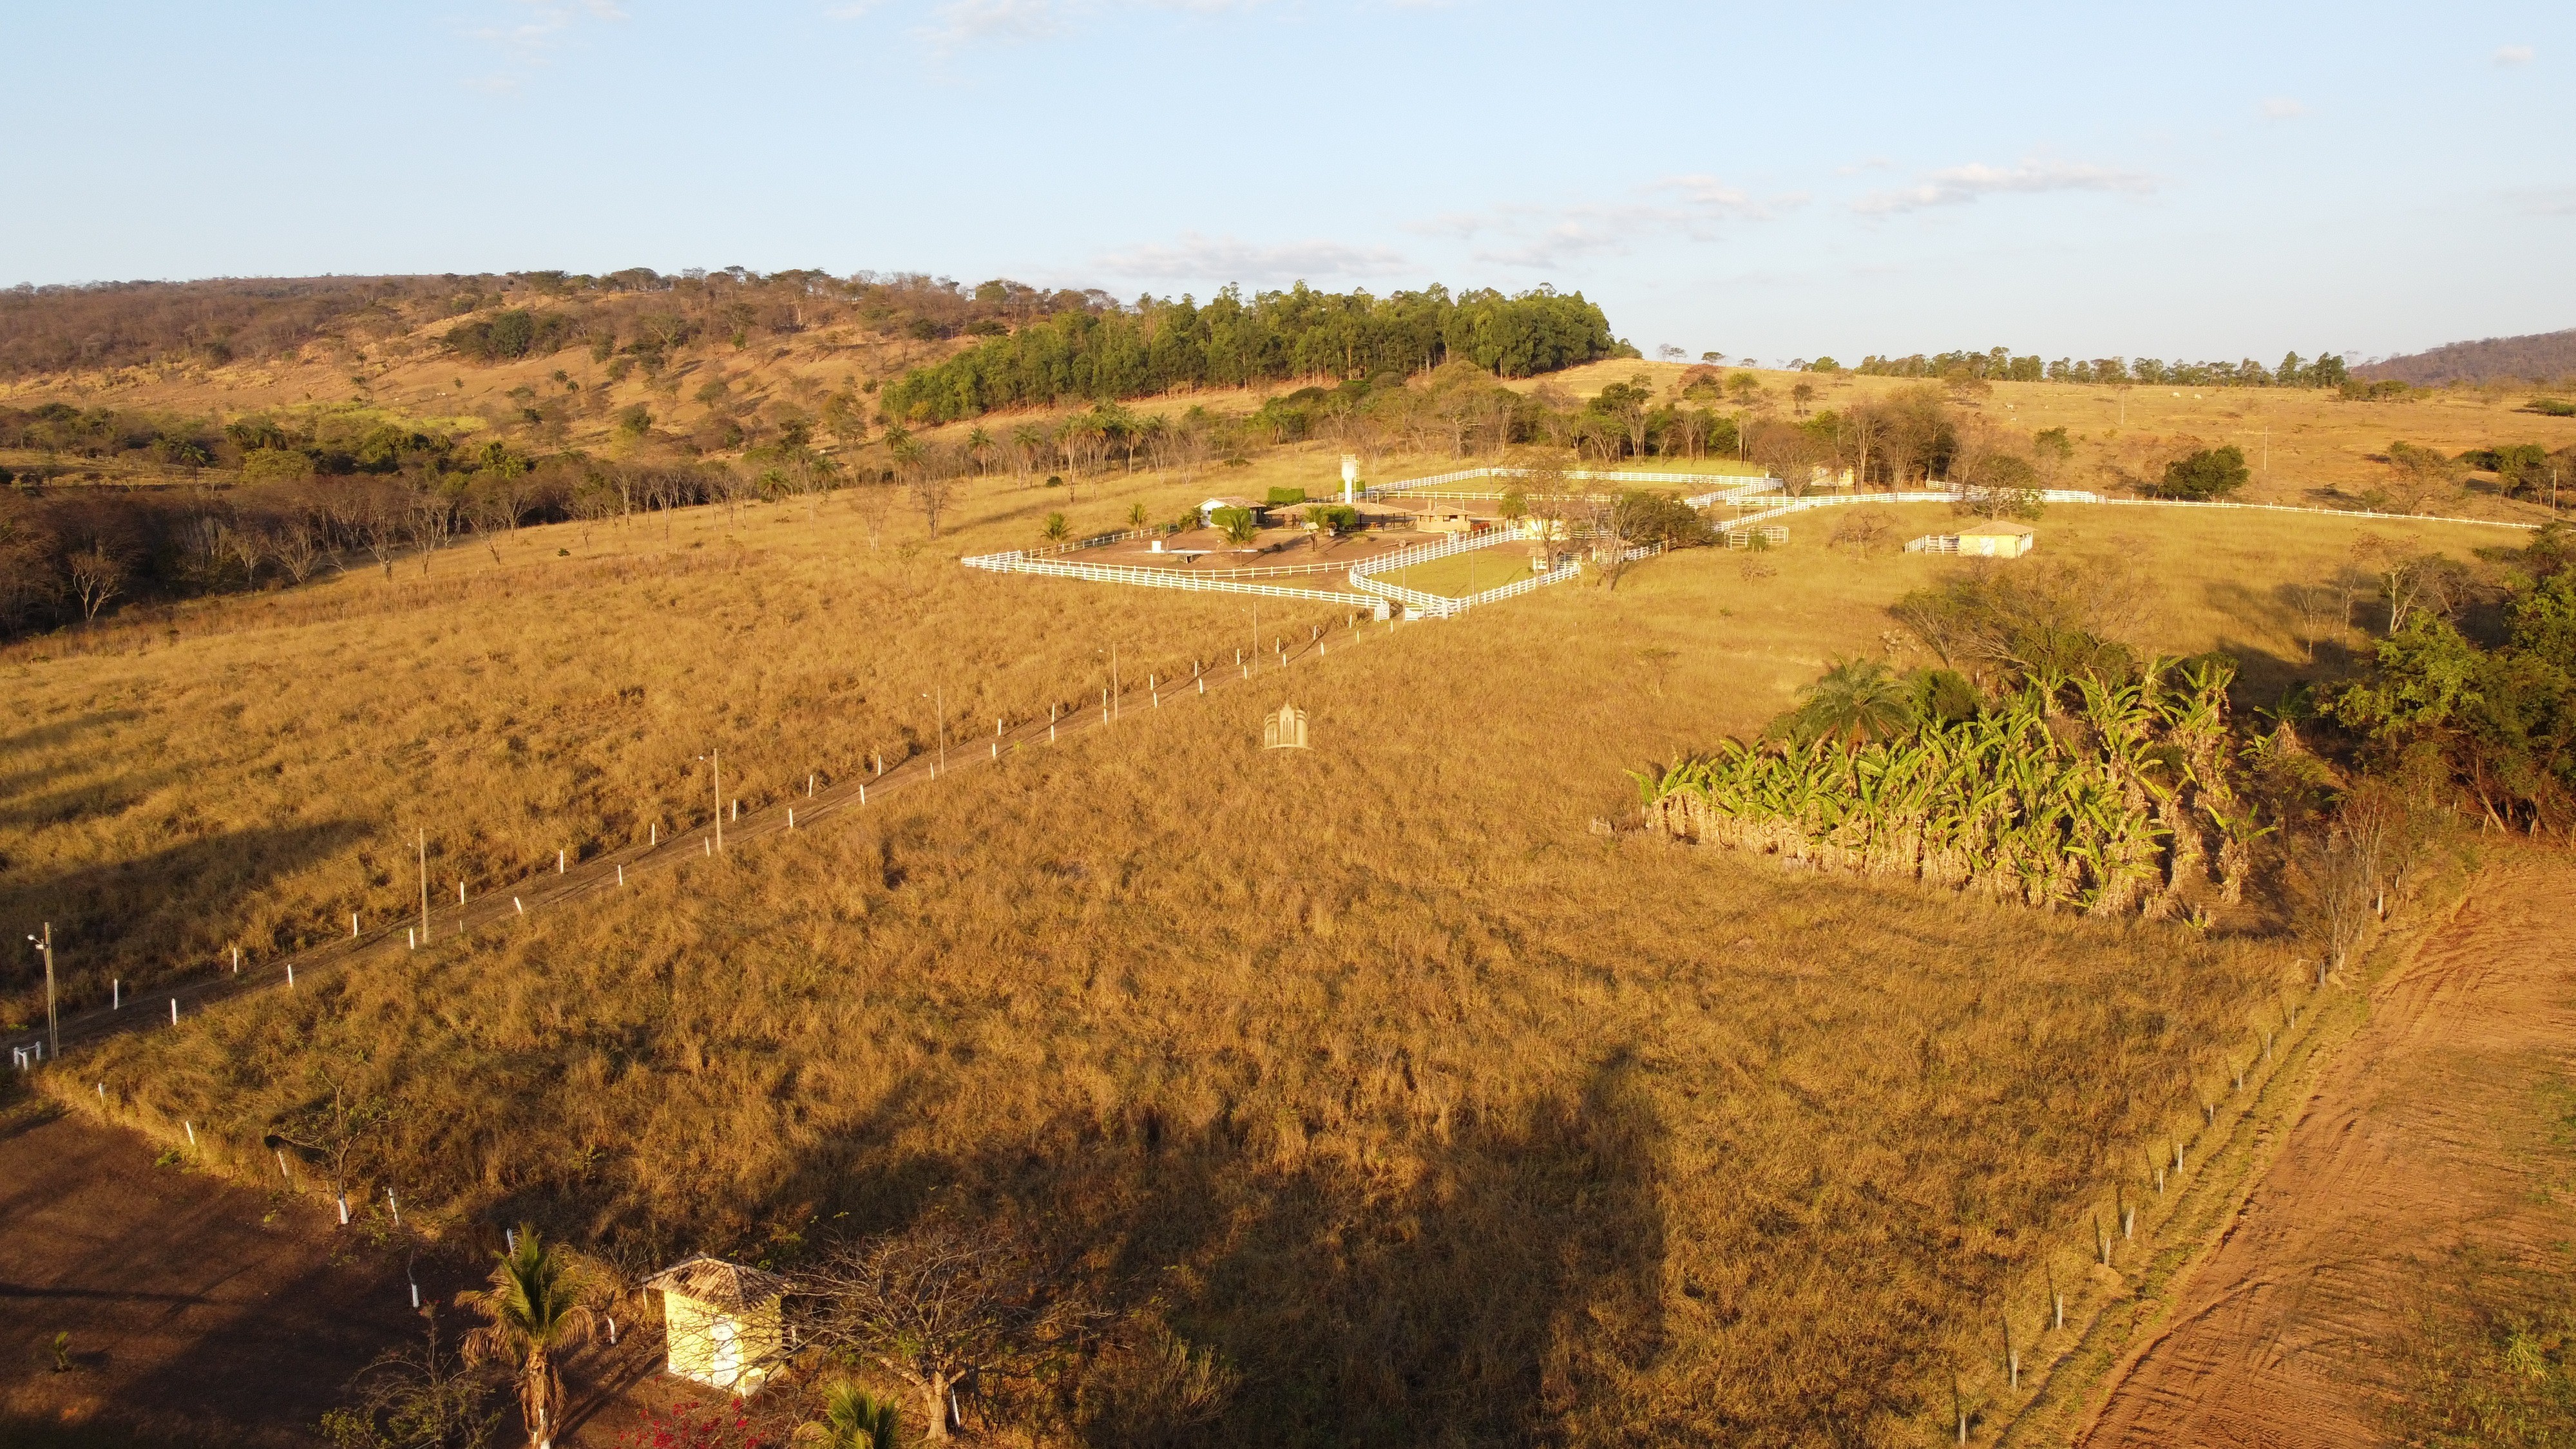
2082, 858, 2576, 1446
0, 1105, 455, 1444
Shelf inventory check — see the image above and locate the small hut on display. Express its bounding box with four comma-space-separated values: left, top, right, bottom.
1956, 521, 2037, 558
645, 1256, 790, 1394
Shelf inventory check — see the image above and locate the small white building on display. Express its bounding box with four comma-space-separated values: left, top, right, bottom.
1198, 496, 1265, 527
644, 1256, 791, 1394
1956, 521, 2036, 558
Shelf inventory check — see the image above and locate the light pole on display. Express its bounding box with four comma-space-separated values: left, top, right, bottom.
30, 925, 53, 1059
921, 688, 945, 772
697, 750, 722, 852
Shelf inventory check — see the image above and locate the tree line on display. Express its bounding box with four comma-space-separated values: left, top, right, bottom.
0, 267, 1108, 379
0, 447, 763, 637
1837, 347, 2355, 390
877, 285, 1623, 424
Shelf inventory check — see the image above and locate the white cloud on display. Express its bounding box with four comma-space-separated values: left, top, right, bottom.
463, 0, 625, 89
1416, 174, 1792, 270
915, 0, 1068, 48
2495, 43, 2535, 66
1853, 158, 2156, 214
907, 0, 1261, 50
1089, 233, 1412, 285
1835, 156, 1894, 176
2260, 97, 2307, 119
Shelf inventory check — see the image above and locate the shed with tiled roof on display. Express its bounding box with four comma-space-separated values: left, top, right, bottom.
644, 1255, 789, 1392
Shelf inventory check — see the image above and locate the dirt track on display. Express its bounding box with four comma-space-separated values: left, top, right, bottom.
2082, 858, 2576, 1446
0, 1106, 452, 1444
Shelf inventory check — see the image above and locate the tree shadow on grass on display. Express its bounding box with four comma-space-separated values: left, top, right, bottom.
758, 1053, 1670, 1449
0, 820, 369, 1010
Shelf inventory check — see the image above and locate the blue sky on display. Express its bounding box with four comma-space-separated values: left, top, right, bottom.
4, 1, 2569, 364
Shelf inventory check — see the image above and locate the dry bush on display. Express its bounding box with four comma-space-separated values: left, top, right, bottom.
1827, 506, 1894, 555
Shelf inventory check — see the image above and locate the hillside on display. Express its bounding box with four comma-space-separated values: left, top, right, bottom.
0, 402, 2546, 1441
2357, 326, 2576, 386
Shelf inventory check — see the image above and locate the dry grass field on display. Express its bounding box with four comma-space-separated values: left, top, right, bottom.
1526, 359, 2576, 520
3, 431, 2538, 1441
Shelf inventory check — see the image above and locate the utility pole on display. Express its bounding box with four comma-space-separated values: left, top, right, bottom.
418, 829, 429, 943
920, 688, 945, 772
698, 750, 723, 851
33, 924, 55, 1059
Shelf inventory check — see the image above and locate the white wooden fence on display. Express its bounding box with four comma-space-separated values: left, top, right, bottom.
1364, 465, 1777, 501
1721, 488, 2541, 533
962, 552, 1378, 607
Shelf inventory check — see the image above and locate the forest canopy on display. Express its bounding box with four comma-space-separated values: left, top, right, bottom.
879, 284, 1622, 424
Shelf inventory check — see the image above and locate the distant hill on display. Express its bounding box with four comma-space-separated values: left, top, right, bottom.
2358, 327, 2576, 386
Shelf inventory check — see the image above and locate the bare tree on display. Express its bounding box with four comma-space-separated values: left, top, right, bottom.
271, 1062, 391, 1207
849, 478, 898, 549
475, 461, 542, 534
220, 518, 267, 587
2290, 822, 2376, 983
64, 543, 124, 624
405, 480, 458, 574
801, 1222, 1087, 1443
907, 466, 957, 539
356, 488, 407, 579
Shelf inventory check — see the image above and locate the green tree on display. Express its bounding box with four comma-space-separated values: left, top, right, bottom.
797, 1381, 901, 1449
1782, 658, 1918, 744
456, 1227, 598, 1449
1214, 507, 1261, 545
2158, 446, 2250, 500
1041, 512, 1071, 544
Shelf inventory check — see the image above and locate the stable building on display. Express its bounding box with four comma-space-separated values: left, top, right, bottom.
644, 1256, 790, 1394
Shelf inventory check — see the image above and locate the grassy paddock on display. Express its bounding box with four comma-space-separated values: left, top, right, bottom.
4, 453, 2516, 1443
76, 599, 2292, 1445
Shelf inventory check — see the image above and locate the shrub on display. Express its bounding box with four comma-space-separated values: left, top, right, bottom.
2158, 446, 2250, 500
448, 309, 575, 364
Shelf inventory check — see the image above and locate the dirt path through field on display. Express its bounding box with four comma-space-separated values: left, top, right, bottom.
2082, 857, 2576, 1447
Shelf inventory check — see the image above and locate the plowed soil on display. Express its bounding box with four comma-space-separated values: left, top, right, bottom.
2082, 858, 2576, 1446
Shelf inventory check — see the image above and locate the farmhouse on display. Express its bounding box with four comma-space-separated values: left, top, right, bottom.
645, 1256, 790, 1393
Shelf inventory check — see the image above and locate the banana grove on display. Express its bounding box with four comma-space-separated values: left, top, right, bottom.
1632, 659, 2264, 917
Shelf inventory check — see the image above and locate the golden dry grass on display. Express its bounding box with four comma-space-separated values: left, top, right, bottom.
5, 448, 2528, 1444
1532, 359, 2576, 520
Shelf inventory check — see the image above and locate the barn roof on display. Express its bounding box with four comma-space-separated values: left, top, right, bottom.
1957, 521, 2036, 537
645, 1255, 791, 1311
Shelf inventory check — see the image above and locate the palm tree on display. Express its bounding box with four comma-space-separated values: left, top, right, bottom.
457, 1226, 598, 1449
797, 1381, 902, 1449
1041, 512, 1071, 544
1791, 658, 1916, 744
